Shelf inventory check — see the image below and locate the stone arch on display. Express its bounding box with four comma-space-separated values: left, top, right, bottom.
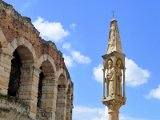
2, 37, 42, 119
55, 73, 68, 120
9, 37, 36, 61
37, 54, 56, 72
6, 37, 36, 96
57, 68, 68, 83
36, 56, 56, 120
7, 38, 36, 98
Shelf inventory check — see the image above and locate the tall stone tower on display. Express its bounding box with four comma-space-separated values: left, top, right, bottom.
102, 18, 126, 120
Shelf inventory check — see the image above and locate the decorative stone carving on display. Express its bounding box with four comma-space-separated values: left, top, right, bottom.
103, 98, 126, 111
116, 59, 122, 97
107, 59, 115, 97
106, 59, 123, 98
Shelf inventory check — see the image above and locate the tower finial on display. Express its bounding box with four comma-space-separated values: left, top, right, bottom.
112, 10, 115, 19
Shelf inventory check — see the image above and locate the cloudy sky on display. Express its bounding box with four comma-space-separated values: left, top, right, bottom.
4, 0, 160, 120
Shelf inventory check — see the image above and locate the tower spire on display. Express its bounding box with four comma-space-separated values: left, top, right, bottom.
107, 19, 122, 54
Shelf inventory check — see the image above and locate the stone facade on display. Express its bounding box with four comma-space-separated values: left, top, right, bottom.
102, 19, 126, 120
0, 1, 73, 120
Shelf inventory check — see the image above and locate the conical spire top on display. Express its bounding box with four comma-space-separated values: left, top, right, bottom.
107, 19, 122, 54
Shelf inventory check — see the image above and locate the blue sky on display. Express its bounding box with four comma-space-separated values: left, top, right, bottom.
3, 0, 160, 120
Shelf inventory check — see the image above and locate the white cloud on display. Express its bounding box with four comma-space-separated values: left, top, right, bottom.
73, 105, 107, 120
62, 43, 71, 50
33, 17, 69, 42
71, 50, 91, 64
73, 105, 147, 120
125, 58, 150, 87
63, 54, 74, 67
63, 50, 91, 67
62, 43, 91, 67
93, 64, 103, 83
93, 58, 150, 87
145, 85, 160, 100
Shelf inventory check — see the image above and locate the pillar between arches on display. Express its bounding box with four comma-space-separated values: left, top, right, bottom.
0, 52, 13, 95
18, 63, 41, 119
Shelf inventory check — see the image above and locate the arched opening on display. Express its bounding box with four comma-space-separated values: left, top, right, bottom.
8, 46, 34, 98
8, 50, 22, 97
37, 67, 44, 108
36, 60, 55, 119
55, 74, 67, 120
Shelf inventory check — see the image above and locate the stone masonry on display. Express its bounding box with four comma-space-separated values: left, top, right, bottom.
0, 1, 73, 120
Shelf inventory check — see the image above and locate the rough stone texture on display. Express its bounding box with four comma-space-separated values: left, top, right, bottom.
0, 94, 31, 120
102, 19, 126, 120
107, 19, 122, 54
0, 1, 73, 120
